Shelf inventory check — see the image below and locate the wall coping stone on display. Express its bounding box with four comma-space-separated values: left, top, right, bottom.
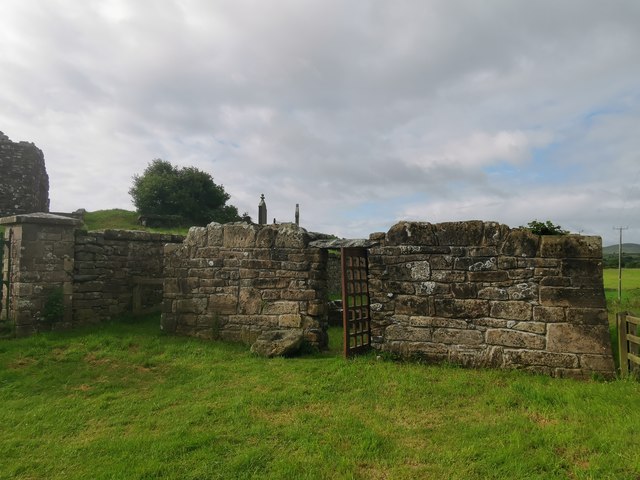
0, 212, 82, 226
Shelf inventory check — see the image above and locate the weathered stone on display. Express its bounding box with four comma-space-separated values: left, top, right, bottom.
533, 306, 565, 323
278, 314, 303, 328
579, 354, 615, 372
434, 221, 485, 246
490, 301, 532, 321
395, 295, 431, 315
539, 287, 605, 308
501, 229, 539, 257
237, 288, 262, 315
468, 271, 509, 282
435, 298, 490, 318
478, 287, 509, 300
432, 328, 483, 345
503, 349, 578, 368
385, 222, 437, 246
208, 294, 237, 315
410, 316, 469, 329
547, 323, 611, 354
539, 235, 602, 259
486, 329, 545, 349
250, 329, 305, 357
385, 323, 433, 342
565, 308, 608, 325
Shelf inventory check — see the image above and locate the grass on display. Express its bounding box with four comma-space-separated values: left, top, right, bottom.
603, 268, 640, 314
82, 209, 189, 235
2, 315, 640, 479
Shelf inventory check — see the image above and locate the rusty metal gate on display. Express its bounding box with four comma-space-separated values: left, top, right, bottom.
340, 247, 372, 357
0, 229, 12, 320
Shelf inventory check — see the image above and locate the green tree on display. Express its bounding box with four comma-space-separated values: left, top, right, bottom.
521, 220, 569, 235
129, 159, 243, 226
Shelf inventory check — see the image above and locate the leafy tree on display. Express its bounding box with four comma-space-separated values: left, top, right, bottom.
129, 159, 244, 226
521, 220, 569, 235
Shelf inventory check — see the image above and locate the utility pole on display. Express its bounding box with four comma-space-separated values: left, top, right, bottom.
614, 226, 629, 301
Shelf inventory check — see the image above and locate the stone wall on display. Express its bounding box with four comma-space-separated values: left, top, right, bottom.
74, 230, 184, 324
0, 132, 49, 217
0, 214, 79, 336
368, 221, 615, 378
162, 222, 328, 347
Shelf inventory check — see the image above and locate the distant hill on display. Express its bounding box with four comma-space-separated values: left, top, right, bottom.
603, 243, 640, 255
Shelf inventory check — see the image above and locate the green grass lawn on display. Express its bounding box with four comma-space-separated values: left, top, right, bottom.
2, 315, 640, 479
82, 209, 189, 235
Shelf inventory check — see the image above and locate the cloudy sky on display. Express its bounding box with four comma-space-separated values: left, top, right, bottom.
1, 0, 639, 245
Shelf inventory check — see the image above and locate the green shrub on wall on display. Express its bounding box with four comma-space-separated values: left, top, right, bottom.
522, 220, 568, 235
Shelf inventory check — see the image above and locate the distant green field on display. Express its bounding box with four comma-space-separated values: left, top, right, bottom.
603, 268, 640, 314
83, 209, 189, 235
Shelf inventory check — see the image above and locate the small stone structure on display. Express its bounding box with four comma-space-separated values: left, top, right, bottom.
74, 229, 183, 324
162, 222, 328, 347
0, 212, 616, 378
0, 213, 183, 335
0, 132, 50, 217
368, 221, 614, 378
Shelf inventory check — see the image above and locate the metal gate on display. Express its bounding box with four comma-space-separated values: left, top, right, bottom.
340, 247, 372, 357
0, 229, 12, 320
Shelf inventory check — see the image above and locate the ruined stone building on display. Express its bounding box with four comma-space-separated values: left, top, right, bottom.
0, 131, 50, 217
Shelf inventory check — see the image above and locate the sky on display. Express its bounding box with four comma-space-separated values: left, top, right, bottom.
1, 0, 639, 246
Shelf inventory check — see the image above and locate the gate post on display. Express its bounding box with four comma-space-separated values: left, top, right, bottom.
0, 213, 81, 336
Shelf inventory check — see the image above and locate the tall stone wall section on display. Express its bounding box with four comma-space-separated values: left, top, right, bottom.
74, 230, 184, 324
369, 221, 615, 378
0, 132, 50, 217
162, 223, 328, 347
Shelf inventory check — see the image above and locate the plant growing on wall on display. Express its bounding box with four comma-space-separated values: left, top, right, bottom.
521, 220, 569, 235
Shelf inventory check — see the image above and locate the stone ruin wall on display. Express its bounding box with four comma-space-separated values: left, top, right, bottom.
0, 213, 184, 335
0, 132, 50, 217
368, 221, 615, 379
73, 229, 184, 325
161, 222, 328, 347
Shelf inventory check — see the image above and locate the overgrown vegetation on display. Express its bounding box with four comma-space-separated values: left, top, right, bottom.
521, 220, 569, 235
1, 315, 640, 479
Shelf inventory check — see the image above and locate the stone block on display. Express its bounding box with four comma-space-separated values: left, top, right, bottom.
500, 229, 539, 257
431, 270, 466, 283
410, 316, 469, 329
539, 287, 605, 308
533, 306, 565, 323
435, 298, 490, 318
539, 235, 602, 259
250, 329, 304, 357
395, 295, 431, 315
208, 294, 237, 314
507, 321, 546, 335
503, 349, 578, 368
176, 297, 208, 314
547, 323, 612, 354
490, 301, 532, 321
278, 314, 303, 328
384, 323, 432, 342
565, 308, 608, 325
385, 222, 436, 246
451, 283, 477, 299
486, 329, 545, 349
478, 287, 509, 300
432, 328, 483, 345
223, 224, 258, 248
273, 224, 309, 248
507, 283, 538, 301
468, 271, 509, 282
579, 354, 615, 372
262, 301, 300, 315
434, 221, 485, 246
238, 288, 262, 315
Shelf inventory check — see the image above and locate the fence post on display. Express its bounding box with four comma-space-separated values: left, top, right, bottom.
618, 311, 628, 377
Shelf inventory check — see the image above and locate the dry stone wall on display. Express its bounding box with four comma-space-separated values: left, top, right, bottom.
162, 222, 328, 347
74, 229, 184, 323
0, 132, 49, 217
368, 221, 615, 378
